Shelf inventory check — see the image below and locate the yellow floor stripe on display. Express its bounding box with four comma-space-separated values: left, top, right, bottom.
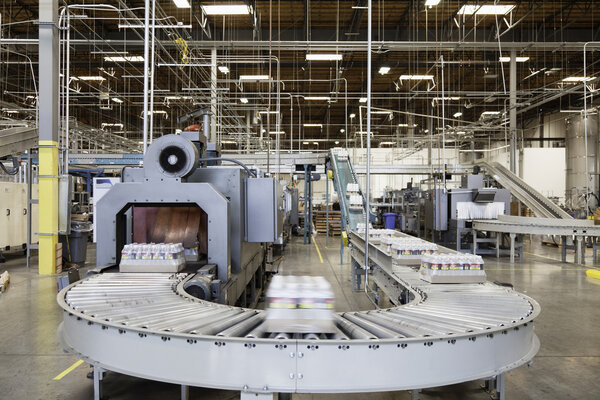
53, 360, 84, 381
312, 237, 324, 263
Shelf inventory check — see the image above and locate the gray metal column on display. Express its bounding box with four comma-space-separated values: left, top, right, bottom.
211, 48, 218, 143
510, 50, 517, 174
38, 0, 58, 152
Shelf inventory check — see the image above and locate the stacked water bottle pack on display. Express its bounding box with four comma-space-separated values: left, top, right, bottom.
384, 237, 439, 258
365, 229, 396, 244
346, 183, 360, 195
419, 253, 486, 283
355, 222, 372, 235
119, 242, 187, 273
348, 194, 364, 209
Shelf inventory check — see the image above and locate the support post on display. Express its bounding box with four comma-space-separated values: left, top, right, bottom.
181, 385, 189, 400
510, 233, 516, 263
38, 0, 59, 275
211, 48, 218, 143
93, 366, 104, 400
326, 172, 329, 246
496, 373, 506, 400
509, 50, 518, 174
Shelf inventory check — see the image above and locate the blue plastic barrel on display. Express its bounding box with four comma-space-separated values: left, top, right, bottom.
382, 213, 397, 230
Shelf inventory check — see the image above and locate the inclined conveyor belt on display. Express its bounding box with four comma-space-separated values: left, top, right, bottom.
58, 262, 539, 393
478, 161, 572, 219
329, 150, 367, 231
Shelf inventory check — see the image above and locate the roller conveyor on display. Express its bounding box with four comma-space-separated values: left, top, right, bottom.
58, 264, 540, 394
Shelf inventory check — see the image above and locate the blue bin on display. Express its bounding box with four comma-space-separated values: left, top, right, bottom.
382, 213, 397, 230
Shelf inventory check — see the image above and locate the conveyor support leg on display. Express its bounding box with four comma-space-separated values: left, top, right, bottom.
93, 366, 104, 400
561, 236, 567, 262
240, 392, 275, 399
576, 236, 584, 264
181, 385, 189, 400
509, 233, 516, 263
496, 234, 501, 258
496, 373, 506, 400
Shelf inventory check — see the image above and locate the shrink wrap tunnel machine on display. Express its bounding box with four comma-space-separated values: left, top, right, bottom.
95, 133, 283, 306
424, 172, 511, 254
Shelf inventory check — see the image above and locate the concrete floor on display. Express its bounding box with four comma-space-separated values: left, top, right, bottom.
1, 234, 599, 400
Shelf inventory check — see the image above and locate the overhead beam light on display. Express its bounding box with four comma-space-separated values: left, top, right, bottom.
378, 66, 391, 75
499, 56, 530, 62
202, 5, 251, 15
240, 97, 248, 104
349, 113, 356, 118
371, 110, 393, 115
480, 111, 501, 118
218, 66, 230, 74
399, 74, 434, 81
104, 56, 144, 62
458, 4, 515, 15
111, 97, 124, 103
306, 53, 343, 61
562, 76, 594, 83
453, 112, 463, 118
398, 123, 418, 127
304, 96, 331, 101
76, 76, 106, 81
269, 131, 285, 135
173, 0, 191, 8
259, 111, 279, 115
303, 123, 323, 128
359, 97, 367, 103
424, 0, 441, 7
239, 75, 270, 81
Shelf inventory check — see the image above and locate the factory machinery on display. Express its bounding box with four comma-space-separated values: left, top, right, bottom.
57, 141, 539, 400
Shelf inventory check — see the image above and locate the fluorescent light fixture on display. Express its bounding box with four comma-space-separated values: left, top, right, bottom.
398, 123, 418, 127
202, 5, 250, 15
432, 96, 461, 101
499, 56, 530, 62
378, 66, 391, 75
165, 96, 192, 100
111, 97, 124, 103
458, 4, 515, 15
371, 110, 392, 115
453, 112, 463, 118
104, 56, 144, 62
303, 123, 323, 128
218, 66, 230, 74
240, 97, 248, 104
239, 75, 270, 81
562, 76, 593, 83
335, 141, 340, 145
481, 111, 501, 118
101, 123, 124, 129
173, 0, 191, 9
259, 111, 279, 115
304, 96, 331, 101
349, 113, 356, 118
425, 0, 441, 7
306, 53, 343, 61
399, 74, 434, 81
340, 129, 345, 133
359, 97, 367, 103
77, 76, 106, 81
313, 142, 318, 145
380, 141, 395, 145
269, 131, 285, 135
221, 140, 237, 144
303, 141, 309, 145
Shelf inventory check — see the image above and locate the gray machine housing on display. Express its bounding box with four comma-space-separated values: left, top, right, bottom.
95, 134, 282, 306
424, 174, 510, 252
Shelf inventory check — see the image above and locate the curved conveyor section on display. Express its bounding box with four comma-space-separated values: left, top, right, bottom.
58, 270, 540, 393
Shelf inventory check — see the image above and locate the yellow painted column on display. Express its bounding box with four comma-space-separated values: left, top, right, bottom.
38, 141, 59, 275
